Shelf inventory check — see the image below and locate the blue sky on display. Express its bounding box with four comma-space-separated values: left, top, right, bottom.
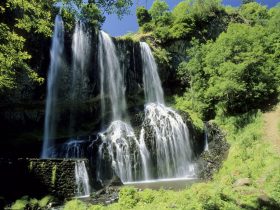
102, 0, 280, 37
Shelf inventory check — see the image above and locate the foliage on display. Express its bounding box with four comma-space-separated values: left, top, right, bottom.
242, 0, 255, 4
11, 197, 29, 210
136, 6, 151, 27
6, 0, 57, 37
149, 0, 169, 23
38, 195, 54, 208
64, 199, 88, 210
239, 2, 269, 25
118, 187, 139, 208
176, 23, 280, 119
0, 23, 42, 91
10, 195, 55, 209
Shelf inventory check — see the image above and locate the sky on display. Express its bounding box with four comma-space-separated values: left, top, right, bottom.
102, 0, 280, 37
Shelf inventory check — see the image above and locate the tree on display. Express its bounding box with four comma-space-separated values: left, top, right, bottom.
178, 23, 280, 117
240, 2, 268, 25
242, 0, 255, 4
149, 0, 169, 23
136, 6, 151, 27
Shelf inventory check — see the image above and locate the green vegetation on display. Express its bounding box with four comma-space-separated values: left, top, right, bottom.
11, 195, 55, 209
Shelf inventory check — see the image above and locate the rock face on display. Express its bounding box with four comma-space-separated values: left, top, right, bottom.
0, 158, 90, 200
198, 121, 230, 180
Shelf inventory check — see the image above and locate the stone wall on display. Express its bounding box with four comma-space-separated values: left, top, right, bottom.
0, 158, 90, 200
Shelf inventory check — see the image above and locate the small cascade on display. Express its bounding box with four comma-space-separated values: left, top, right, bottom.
98, 31, 127, 122
75, 160, 91, 197
98, 121, 138, 182
138, 128, 151, 180
204, 123, 209, 151
140, 42, 164, 104
62, 140, 86, 158
42, 15, 64, 158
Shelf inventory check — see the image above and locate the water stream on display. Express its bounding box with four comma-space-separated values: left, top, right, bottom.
42, 15, 64, 158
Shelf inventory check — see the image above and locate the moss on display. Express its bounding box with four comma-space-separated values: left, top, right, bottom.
51, 165, 57, 186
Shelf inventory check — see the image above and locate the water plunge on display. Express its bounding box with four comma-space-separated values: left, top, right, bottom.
42, 15, 64, 158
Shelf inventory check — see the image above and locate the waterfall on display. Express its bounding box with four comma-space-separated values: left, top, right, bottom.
140, 42, 195, 179
75, 160, 91, 197
42, 15, 64, 158
140, 42, 164, 104
204, 123, 209, 151
98, 31, 127, 121
62, 140, 86, 158
71, 21, 91, 101
97, 32, 150, 183
142, 103, 194, 178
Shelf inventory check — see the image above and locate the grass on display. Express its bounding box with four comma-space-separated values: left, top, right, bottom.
63, 110, 280, 209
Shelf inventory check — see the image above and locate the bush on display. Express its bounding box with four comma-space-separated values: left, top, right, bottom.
64, 199, 88, 210
118, 187, 139, 208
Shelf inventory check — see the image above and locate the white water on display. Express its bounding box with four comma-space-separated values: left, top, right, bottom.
98, 121, 136, 182
204, 123, 209, 151
140, 42, 195, 179
75, 160, 91, 197
97, 32, 153, 183
71, 21, 91, 101
140, 42, 164, 104
42, 15, 64, 158
139, 128, 151, 180
98, 31, 127, 121
143, 103, 195, 178
63, 140, 85, 158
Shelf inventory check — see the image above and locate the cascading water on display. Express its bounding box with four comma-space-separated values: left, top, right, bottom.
98, 31, 127, 121
204, 123, 209, 151
97, 31, 150, 183
140, 42, 164, 104
142, 104, 194, 178
71, 21, 91, 101
62, 140, 86, 158
42, 15, 64, 158
75, 160, 91, 197
139, 42, 195, 179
